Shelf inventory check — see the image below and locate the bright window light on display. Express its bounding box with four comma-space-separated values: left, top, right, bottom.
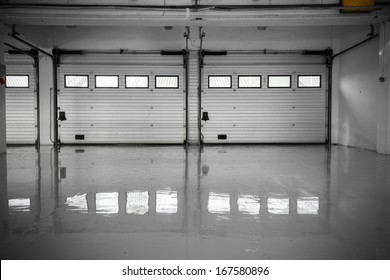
238, 195, 260, 215
126, 76, 149, 88
267, 197, 289, 214
65, 75, 89, 88
297, 197, 319, 215
268, 76, 291, 88
298, 75, 321, 88
156, 190, 178, 214
65, 193, 88, 213
95, 76, 119, 88
8, 198, 30, 212
126, 191, 149, 215
208, 76, 232, 88
155, 76, 179, 88
208, 192, 230, 214
238, 76, 261, 88
96, 192, 119, 214
6, 75, 29, 88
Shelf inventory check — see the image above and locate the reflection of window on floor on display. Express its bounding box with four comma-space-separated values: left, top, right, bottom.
126, 191, 149, 215
96, 192, 119, 214
238, 195, 260, 215
8, 198, 30, 212
267, 198, 289, 214
156, 190, 178, 214
65, 193, 88, 213
207, 192, 230, 214
297, 197, 319, 215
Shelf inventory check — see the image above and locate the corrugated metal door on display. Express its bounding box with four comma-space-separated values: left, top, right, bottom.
58, 53, 185, 144
202, 54, 327, 143
5, 54, 37, 144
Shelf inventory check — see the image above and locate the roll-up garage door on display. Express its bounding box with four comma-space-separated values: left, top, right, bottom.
5, 54, 37, 144
58, 53, 184, 144
202, 54, 327, 143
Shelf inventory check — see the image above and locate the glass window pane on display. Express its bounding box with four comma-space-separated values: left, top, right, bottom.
126, 191, 149, 215
267, 198, 289, 214
238, 76, 261, 88
96, 192, 119, 214
126, 76, 149, 88
155, 76, 178, 88
297, 197, 319, 215
95, 76, 119, 88
156, 190, 178, 214
6, 75, 29, 88
65, 75, 88, 88
268, 76, 291, 88
208, 76, 231, 88
298, 75, 321, 88
207, 192, 230, 214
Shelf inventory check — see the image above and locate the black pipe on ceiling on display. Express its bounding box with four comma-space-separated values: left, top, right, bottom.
1, 3, 388, 10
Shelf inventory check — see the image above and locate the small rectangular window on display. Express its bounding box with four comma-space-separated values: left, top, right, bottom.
298, 75, 321, 88
65, 75, 89, 88
268, 75, 291, 88
6, 75, 29, 88
208, 75, 232, 88
95, 75, 119, 88
126, 75, 149, 88
155, 76, 179, 89
238, 75, 261, 88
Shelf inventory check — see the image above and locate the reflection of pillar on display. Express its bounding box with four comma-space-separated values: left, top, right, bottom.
87, 193, 96, 214
149, 190, 156, 215
0, 153, 8, 235
289, 196, 297, 216
118, 192, 126, 215
38, 146, 56, 219
34, 150, 41, 223
230, 193, 238, 215
260, 196, 268, 216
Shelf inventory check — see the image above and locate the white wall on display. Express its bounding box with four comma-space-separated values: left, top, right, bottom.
0, 23, 6, 154
332, 26, 381, 151
332, 24, 390, 154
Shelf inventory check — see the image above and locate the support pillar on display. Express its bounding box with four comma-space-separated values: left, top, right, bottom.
0, 23, 6, 153
38, 52, 54, 145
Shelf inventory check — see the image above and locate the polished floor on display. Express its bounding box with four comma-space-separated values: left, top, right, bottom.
0, 145, 389, 259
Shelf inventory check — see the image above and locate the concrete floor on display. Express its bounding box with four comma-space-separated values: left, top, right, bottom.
0, 145, 389, 259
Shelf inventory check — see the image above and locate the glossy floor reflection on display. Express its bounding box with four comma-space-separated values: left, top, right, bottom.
0, 145, 389, 259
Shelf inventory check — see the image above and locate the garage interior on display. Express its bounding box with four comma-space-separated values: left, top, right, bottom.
0, 0, 390, 260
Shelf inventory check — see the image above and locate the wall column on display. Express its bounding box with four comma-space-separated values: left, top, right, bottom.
39, 52, 54, 145
0, 23, 6, 153
377, 22, 390, 155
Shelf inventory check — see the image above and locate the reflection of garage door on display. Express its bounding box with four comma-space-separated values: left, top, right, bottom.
202, 54, 327, 143
58, 53, 184, 144
5, 54, 37, 144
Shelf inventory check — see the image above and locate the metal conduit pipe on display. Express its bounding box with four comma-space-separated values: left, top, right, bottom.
1, 4, 388, 10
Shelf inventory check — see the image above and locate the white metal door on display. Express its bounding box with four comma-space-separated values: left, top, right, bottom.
58, 53, 185, 144
202, 54, 327, 143
5, 54, 37, 144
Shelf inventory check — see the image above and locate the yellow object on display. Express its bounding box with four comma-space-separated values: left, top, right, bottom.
342, 0, 375, 12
